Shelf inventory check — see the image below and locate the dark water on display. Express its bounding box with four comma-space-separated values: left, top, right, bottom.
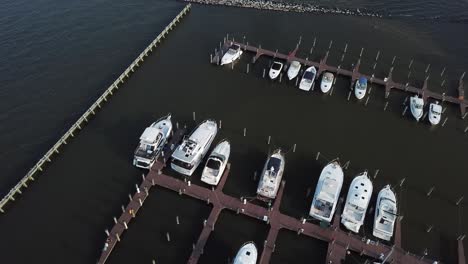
1, 0, 468, 263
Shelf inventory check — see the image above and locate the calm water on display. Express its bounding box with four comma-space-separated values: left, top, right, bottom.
1, 0, 468, 263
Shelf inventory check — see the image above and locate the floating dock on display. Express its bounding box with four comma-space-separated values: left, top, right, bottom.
212, 38, 468, 119
98, 134, 461, 263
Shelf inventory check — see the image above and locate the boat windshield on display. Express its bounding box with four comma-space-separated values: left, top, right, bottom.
172, 158, 194, 170
272, 62, 282, 70
227, 48, 237, 55
415, 103, 423, 109
432, 107, 441, 114
304, 71, 315, 81
206, 159, 221, 170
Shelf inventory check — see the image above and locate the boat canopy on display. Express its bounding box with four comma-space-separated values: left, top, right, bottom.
206, 158, 222, 170
140, 127, 162, 144
266, 157, 281, 175
304, 71, 315, 80
358, 77, 367, 84
317, 177, 338, 203
272, 62, 282, 70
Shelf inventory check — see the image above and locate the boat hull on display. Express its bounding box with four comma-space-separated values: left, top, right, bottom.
428, 103, 442, 125
287, 61, 301, 80
257, 150, 285, 199
299, 66, 316, 91
201, 140, 231, 186
221, 50, 243, 65
410, 97, 424, 121
341, 172, 373, 233
373, 185, 397, 241
233, 242, 257, 264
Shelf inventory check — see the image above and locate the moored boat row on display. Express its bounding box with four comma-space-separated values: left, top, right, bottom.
309, 161, 398, 241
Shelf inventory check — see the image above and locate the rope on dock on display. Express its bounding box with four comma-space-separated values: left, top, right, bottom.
0, 4, 192, 214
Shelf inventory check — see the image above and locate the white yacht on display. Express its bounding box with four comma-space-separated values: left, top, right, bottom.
233, 242, 257, 264
299, 66, 316, 91
287, 61, 301, 80
309, 161, 344, 223
320, 72, 334, 93
221, 44, 243, 65
133, 114, 173, 169
170, 120, 218, 176
201, 140, 231, 186
373, 185, 397, 241
341, 172, 373, 233
410, 95, 424, 121
354, 77, 367, 100
269, 61, 283, 79
257, 149, 285, 199
428, 101, 442, 125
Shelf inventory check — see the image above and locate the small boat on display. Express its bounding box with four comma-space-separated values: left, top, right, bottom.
341, 171, 373, 233
298, 66, 317, 91
309, 161, 344, 223
287, 61, 301, 80
269, 61, 283, 79
320, 72, 334, 93
171, 120, 218, 176
221, 44, 243, 65
373, 185, 397, 241
257, 149, 285, 199
233, 242, 257, 264
410, 95, 424, 121
201, 140, 231, 186
354, 77, 367, 100
133, 114, 172, 169
428, 101, 442, 125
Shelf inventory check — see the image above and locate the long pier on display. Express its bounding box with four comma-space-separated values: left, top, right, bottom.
213, 39, 468, 119
0, 4, 192, 214
99, 143, 453, 263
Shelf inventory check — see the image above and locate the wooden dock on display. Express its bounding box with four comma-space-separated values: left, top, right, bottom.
213, 38, 468, 118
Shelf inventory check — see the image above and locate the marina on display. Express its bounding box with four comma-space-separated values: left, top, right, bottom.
1, 2, 467, 263
211, 38, 468, 122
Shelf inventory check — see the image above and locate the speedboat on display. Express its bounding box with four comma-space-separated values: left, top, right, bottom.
354, 77, 367, 100
221, 44, 243, 65
320, 72, 334, 93
373, 185, 397, 241
410, 95, 424, 121
133, 114, 172, 169
287, 61, 301, 80
269, 61, 283, 79
233, 242, 257, 264
171, 119, 218, 176
309, 161, 344, 223
341, 171, 373, 233
257, 149, 285, 199
298, 66, 316, 91
428, 101, 442, 125
201, 140, 231, 186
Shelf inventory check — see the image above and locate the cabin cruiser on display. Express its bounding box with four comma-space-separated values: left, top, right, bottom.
287, 61, 301, 80
309, 161, 344, 223
341, 172, 373, 233
410, 95, 424, 121
233, 242, 257, 264
373, 185, 397, 241
133, 114, 172, 169
221, 44, 243, 65
171, 120, 218, 176
354, 77, 367, 100
269, 61, 283, 79
257, 149, 285, 199
320, 72, 334, 93
298, 66, 316, 91
428, 101, 442, 125
201, 140, 231, 186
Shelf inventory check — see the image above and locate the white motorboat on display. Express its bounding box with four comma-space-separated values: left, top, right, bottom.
410, 95, 424, 121
287, 61, 301, 80
257, 149, 285, 199
428, 101, 442, 125
298, 66, 317, 91
171, 119, 218, 176
354, 77, 367, 100
201, 140, 231, 186
373, 185, 397, 241
309, 161, 344, 223
341, 171, 373, 233
320, 72, 334, 93
133, 114, 173, 169
221, 44, 243, 65
233, 242, 257, 264
269, 61, 283, 79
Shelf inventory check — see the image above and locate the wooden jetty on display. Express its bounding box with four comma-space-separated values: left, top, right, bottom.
213, 39, 468, 118
97, 141, 462, 263
0, 4, 192, 214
